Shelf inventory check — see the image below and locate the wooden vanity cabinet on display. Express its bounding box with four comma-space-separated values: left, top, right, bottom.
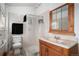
39, 40, 78, 56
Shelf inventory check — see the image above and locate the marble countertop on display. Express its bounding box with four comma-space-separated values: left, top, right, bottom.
40, 37, 77, 49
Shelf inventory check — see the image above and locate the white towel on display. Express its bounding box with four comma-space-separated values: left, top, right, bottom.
13, 43, 22, 49
13, 36, 22, 43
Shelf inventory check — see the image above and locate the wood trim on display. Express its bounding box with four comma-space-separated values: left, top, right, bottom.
50, 30, 75, 36
68, 4, 74, 33
49, 11, 52, 32
49, 3, 75, 36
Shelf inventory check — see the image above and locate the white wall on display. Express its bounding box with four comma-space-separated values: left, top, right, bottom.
74, 4, 79, 43
7, 6, 36, 15
6, 5, 36, 31
36, 3, 79, 43
6, 5, 36, 34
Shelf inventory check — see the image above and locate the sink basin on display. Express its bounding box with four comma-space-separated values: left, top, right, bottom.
47, 38, 77, 47
48, 38, 64, 44
48, 38, 56, 42
56, 40, 64, 44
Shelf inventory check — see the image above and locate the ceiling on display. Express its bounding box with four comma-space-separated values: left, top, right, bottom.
5, 3, 41, 8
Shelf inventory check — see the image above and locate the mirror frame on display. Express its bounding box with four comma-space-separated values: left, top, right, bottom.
49, 3, 75, 35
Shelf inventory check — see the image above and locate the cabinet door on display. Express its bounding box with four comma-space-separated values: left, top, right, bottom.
40, 44, 47, 56
47, 47, 62, 56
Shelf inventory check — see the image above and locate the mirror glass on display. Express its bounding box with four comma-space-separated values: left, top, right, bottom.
51, 5, 68, 31
57, 8, 62, 30
52, 10, 57, 30
61, 5, 68, 31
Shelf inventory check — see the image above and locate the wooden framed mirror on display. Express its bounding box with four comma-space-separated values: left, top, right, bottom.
49, 3, 75, 35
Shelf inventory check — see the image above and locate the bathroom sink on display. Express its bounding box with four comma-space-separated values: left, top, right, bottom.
48, 38, 64, 44
56, 40, 64, 44
43, 37, 77, 48
41, 37, 77, 49
44, 36, 63, 44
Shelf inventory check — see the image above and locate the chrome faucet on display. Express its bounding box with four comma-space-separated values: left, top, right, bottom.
54, 36, 60, 40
